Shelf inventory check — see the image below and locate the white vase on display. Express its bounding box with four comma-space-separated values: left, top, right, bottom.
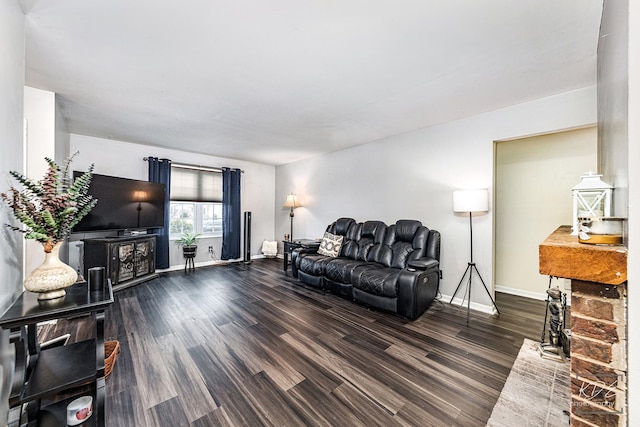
24, 242, 78, 300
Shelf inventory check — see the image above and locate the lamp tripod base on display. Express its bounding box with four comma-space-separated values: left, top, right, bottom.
449, 262, 500, 325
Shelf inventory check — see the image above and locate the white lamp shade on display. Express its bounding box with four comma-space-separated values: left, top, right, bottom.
453, 189, 489, 213
283, 193, 302, 209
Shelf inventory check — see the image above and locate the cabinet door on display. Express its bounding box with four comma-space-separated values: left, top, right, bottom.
134, 240, 151, 277
116, 242, 135, 282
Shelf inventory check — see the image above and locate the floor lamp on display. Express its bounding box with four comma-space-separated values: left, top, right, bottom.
283, 193, 302, 241
450, 189, 500, 325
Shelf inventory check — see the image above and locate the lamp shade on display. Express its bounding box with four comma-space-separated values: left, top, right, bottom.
453, 189, 489, 213
283, 193, 302, 209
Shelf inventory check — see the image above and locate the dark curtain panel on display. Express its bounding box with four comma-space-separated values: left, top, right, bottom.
148, 157, 172, 269
221, 168, 241, 260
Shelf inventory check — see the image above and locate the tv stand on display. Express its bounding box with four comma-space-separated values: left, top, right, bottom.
83, 235, 158, 292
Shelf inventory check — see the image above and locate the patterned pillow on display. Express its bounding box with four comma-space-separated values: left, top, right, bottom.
318, 232, 343, 257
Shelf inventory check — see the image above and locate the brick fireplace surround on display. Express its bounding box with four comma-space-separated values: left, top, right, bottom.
540, 225, 628, 426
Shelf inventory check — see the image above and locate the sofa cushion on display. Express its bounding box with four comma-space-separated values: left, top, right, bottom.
298, 254, 333, 276
354, 220, 386, 262
329, 217, 355, 235
379, 220, 428, 269
387, 241, 414, 269
317, 232, 343, 257
325, 218, 359, 258
351, 267, 400, 298
324, 258, 374, 284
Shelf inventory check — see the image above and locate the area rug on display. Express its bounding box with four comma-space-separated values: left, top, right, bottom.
486, 338, 570, 427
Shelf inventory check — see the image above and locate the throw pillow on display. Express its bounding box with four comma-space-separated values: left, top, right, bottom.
318, 232, 343, 257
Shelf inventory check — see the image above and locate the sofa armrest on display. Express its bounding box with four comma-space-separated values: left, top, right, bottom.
407, 257, 438, 271
291, 247, 319, 277
397, 268, 440, 319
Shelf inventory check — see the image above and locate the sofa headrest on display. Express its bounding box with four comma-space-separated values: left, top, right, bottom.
361, 221, 386, 240
331, 217, 356, 236
395, 220, 422, 241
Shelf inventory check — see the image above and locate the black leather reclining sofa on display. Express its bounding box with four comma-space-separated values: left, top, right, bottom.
291, 218, 441, 320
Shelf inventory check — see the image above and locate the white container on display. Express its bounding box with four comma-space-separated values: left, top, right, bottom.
67, 396, 93, 426
578, 217, 625, 245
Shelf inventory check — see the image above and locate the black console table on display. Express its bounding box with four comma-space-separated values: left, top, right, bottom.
282, 239, 320, 272
83, 235, 158, 292
0, 281, 114, 426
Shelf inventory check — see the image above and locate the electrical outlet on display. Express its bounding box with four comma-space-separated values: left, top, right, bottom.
208, 246, 214, 253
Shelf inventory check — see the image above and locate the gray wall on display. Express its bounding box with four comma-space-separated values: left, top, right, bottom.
598, 0, 629, 220
0, 1, 24, 423
275, 87, 596, 312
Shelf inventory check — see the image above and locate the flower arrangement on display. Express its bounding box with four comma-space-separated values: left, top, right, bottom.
1, 152, 97, 253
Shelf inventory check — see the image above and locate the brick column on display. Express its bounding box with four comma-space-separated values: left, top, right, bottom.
539, 226, 628, 427
569, 280, 626, 426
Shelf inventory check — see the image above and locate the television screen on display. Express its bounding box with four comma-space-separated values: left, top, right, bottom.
72, 172, 166, 232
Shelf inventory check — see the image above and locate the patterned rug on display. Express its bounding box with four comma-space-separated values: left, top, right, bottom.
487, 338, 570, 427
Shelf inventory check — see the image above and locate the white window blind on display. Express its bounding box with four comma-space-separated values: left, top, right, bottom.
170, 166, 222, 202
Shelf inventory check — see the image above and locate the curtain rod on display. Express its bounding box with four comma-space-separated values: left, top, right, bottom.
143, 157, 244, 173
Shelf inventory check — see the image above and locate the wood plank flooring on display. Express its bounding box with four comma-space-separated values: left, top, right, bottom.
44, 259, 553, 426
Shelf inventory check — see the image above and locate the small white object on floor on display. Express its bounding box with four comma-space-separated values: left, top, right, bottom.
261, 240, 278, 257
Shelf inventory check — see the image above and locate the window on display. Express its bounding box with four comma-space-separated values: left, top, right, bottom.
169, 165, 223, 238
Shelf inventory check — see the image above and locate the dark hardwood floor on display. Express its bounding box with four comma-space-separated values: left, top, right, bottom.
44, 259, 551, 426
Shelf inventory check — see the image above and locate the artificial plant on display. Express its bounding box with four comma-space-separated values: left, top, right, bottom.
1, 152, 97, 252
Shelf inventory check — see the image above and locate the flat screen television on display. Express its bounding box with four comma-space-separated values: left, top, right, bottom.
72, 172, 166, 233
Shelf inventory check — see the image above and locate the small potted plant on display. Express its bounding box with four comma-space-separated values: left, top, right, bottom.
175, 232, 201, 259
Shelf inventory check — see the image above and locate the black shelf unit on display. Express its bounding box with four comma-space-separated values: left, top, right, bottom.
0, 281, 113, 426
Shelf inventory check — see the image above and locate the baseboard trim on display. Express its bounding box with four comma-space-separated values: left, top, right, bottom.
159, 255, 268, 273
495, 286, 548, 301
440, 294, 496, 315
495, 285, 572, 306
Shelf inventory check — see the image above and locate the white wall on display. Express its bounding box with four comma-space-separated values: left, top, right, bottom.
24, 86, 56, 274
68, 134, 276, 271
54, 95, 70, 166
276, 86, 596, 312
0, 1, 24, 423
495, 127, 597, 301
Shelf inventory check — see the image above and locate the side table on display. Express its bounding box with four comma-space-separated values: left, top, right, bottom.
283, 239, 320, 272
0, 280, 114, 426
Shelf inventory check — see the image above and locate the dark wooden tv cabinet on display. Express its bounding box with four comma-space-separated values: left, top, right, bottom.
83, 235, 158, 292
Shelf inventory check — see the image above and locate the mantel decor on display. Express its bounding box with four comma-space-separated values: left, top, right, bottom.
1, 152, 97, 300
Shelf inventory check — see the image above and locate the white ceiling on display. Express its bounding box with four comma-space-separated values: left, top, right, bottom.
21, 0, 603, 166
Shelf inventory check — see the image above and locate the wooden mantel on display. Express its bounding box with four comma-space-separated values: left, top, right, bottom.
539, 225, 627, 285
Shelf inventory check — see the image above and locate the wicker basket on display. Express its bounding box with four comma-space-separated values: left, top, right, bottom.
104, 340, 120, 380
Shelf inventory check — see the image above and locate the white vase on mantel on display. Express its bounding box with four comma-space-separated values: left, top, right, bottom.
24, 241, 78, 300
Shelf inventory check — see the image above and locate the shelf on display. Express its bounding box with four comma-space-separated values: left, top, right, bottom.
36, 390, 102, 427
0, 282, 113, 330
539, 225, 628, 285
23, 339, 96, 402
